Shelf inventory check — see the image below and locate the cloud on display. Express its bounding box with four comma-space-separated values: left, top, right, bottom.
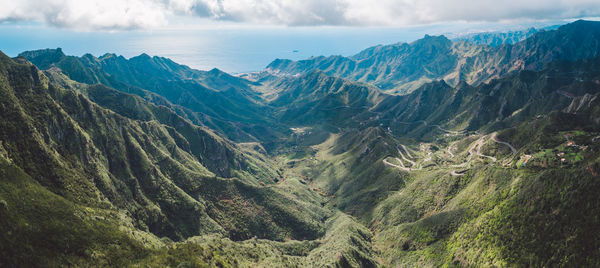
0, 0, 167, 30
1, 0, 599, 30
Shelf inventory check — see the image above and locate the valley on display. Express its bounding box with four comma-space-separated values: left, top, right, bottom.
1, 20, 600, 267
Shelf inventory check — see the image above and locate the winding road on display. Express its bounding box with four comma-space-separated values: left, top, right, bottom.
450, 135, 498, 174
385, 133, 514, 175
476, 136, 497, 162
450, 170, 466, 176
383, 145, 424, 172
397, 147, 416, 167
491, 133, 517, 154
383, 157, 411, 172
400, 144, 413, 158
447, 141, 458, 158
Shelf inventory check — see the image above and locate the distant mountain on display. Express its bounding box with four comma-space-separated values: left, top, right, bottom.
374, 55, 600, 136
266, 20, 600, 94
453, 27, 545, 47
267, 54, 600, 141
267, 34, 459, 94
19, 49, 285, 142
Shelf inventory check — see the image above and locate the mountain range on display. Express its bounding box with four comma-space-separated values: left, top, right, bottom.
452, 26, 552, 47
19, 48, 284, 143
1, 19, 600, 267
265, 20, 600, 94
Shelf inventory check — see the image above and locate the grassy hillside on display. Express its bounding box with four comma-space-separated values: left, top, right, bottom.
0, 52, 385, 267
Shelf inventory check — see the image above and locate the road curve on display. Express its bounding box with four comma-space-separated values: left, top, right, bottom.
491, 133, 517, 154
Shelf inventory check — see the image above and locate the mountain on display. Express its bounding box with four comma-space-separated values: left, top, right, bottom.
453, 27, 544, 47
0, 51, 323, 241
266, 20, 600, 94
265, 53, 600, 142
19, 49, 285, 143
266, 34, 460, 94
368, 56, 600, 138
0, 52, 384, 267
276, 62, 600, 267
268, 71, 384, 126
277, 91, 600, 267
3, 19, 600, 268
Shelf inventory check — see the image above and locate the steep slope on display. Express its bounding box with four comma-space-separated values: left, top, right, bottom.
42, 69, 275, 180
271, 54, 600, 142
19, 49, 285, 142
369, 109, 600, 267
0, 51, 385, 267
372, 55, 600, 139
0, 52, 323, 251
0, 157, 152, 267
265, 53, 600, 266
269, 71, 384, 126
266, 20, 600, 94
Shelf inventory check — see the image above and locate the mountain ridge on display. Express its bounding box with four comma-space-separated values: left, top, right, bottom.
18, 49, 286, 143
265, 20, 600, 94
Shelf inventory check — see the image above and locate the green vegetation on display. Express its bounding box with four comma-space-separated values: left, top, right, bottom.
0, 158, 150, 267
266, 20, 600, 94
2, 20, 600, 267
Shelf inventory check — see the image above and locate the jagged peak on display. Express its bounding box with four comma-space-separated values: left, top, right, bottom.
455, 80, 470, 88
81, 53, 98, 61
17, 48, 67, 69
432, 79, 451, 88
99, 53, 117, 60
131, 53, 152, 61
207, 68, 243, 81
208, 67, 224, 74
18, 47, 65, 59
411, 34, 451, 46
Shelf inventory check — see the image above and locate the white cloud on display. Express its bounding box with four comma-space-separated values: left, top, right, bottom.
1, 0, 599, 30
0, 0, 168, 30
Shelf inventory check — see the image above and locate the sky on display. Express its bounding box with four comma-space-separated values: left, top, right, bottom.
1, 0, 599, 30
